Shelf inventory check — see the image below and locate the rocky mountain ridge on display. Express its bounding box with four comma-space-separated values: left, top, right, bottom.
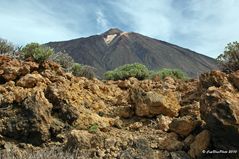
0, 55, 238, 159
46, 28, 218, 78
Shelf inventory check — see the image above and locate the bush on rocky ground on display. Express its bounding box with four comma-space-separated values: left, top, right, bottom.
49, 51, 75, 72
150, 68, 189, 80
78, 65, 96, 79
104, 63, 189, 81
0, 38, 15, 54
0, 38, 22, 59
88, 123, 99, 133
21, 43, 54, 63
71, 63, 96, 79
71, 63, 82, 75
104, 63, 150, 80
217, 41, 239, 73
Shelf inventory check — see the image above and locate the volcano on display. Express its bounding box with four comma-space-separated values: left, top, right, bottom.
45, 28, 218, 77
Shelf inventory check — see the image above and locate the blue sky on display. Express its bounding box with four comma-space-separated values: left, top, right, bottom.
0, 0, 239, 58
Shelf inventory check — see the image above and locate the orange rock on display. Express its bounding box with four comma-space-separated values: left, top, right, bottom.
188, 130, 210, 158
131, 89, 180, 117
169, 116, 201, 136
16, 73, 49, 88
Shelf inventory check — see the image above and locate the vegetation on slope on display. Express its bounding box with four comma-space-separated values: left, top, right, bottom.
71, 63, 96, 79
0, 38, 15, 54
217, 41, 239, 73
104, 63, 189, 80
104, 63, 150, 80
46, 28, 218, 78
0, 40, 98, 79
49, 51, 75, 71
0, 38, 199, 81
21, 43, 54, 63
150, 68, 189, 80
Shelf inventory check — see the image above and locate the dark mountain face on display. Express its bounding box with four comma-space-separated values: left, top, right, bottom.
45, 28, 218, 77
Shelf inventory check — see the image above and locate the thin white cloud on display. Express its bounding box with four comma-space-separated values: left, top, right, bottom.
184, 0, 239, 57
96, 10, 109, 30
113, 0, 239, 57
0, 0, 239, 58
113, 0, 174, 40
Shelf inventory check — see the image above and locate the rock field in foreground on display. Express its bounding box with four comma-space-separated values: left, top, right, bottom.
0, 55, 238, 159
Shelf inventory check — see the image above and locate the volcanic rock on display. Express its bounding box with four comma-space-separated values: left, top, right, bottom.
1, 55, 239, 159
156, 115, 173, 131
0, 91, 53, 145
229, 70, 239, 90
16, 73, 49, 88
200, 71, 239, 154
169, 116, 201, 136
188, 130, 210, 158
131, 90, 180, 117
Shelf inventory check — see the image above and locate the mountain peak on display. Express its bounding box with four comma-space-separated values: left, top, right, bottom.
102, 28, 123, 36
102, 28, 125, 45
46, 30, 218, 77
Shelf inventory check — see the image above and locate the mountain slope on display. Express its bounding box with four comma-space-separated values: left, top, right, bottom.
45, 28, 218, 77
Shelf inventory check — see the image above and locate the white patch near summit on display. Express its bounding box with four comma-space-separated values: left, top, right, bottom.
103, 34, 117, 45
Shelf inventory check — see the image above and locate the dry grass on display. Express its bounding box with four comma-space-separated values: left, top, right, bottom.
0, 146, 82, 159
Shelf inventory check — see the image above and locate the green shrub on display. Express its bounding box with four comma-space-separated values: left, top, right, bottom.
217, 41, 239, 73
104, 71, 114, 80
71, 63, 96, 79
151, 68, 189, 80
0, 38, 14, 54
104, 63, 150, 80
50, 51, 74, 71
79, 65, 96, 79
21, 43, 54, 62
71, 63, 82, 76
88, 123, 98, 133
